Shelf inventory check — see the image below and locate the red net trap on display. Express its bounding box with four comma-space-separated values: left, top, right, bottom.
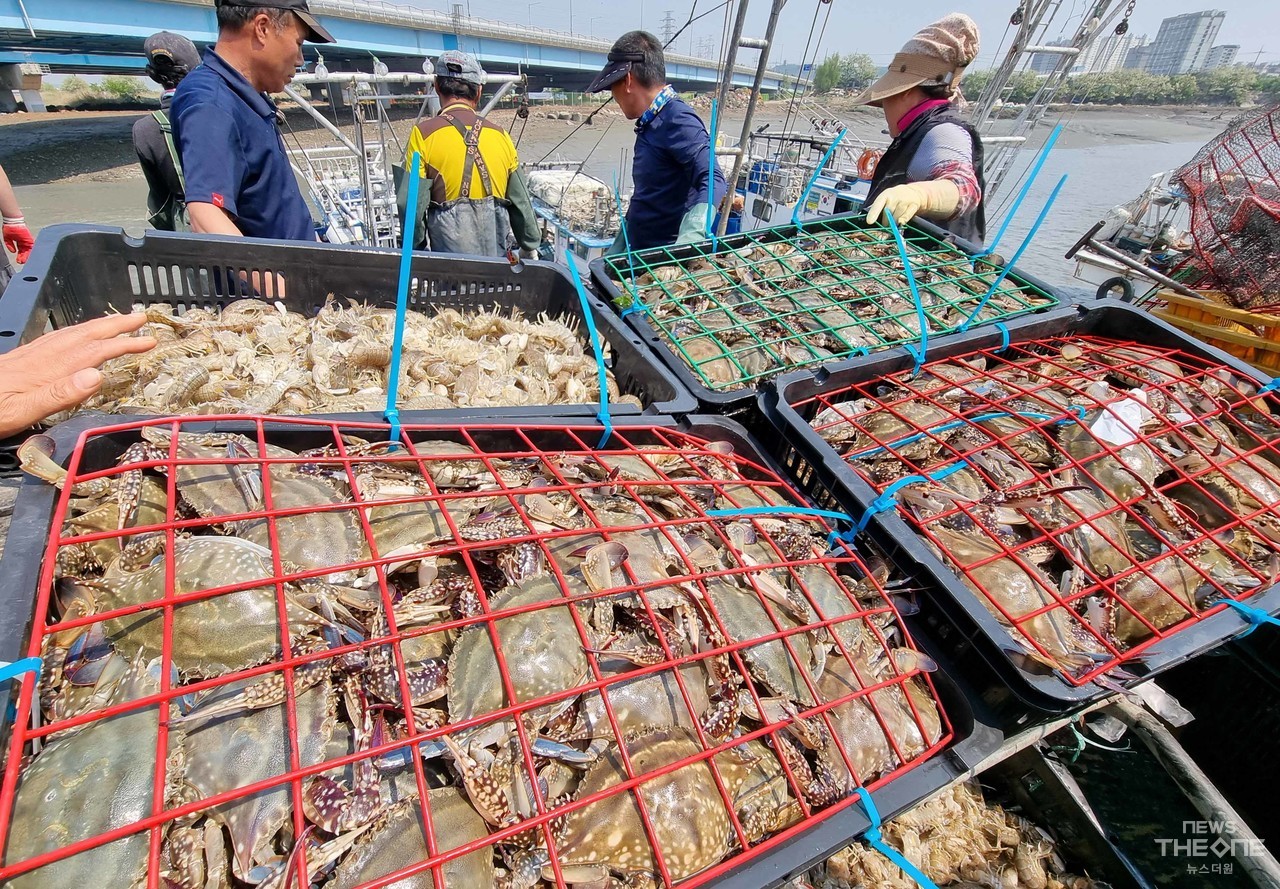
0, 416, 951, 888
1175, 102, 1280, 311
800, 337, 1280, 686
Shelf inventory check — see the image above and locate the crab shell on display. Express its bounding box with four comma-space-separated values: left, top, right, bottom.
176, 672, 338, 882
447, 573, 591, 735
551, 726, 735, 883
330, 787, 494, 889
83, 535, 330, 679
5, 655, 159, 889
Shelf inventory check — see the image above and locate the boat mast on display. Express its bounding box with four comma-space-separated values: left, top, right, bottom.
714, 0, 789, 235
970, 0, 1134, 197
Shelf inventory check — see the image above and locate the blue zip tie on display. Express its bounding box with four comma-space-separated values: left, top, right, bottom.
884, 212, 928, 376
836, 459, 969, 543
565, 255, 614, 448
620, 302, 650, 319
385, 150, 421, 445
0, 657, 42, 685
977, 123, 1064, 260
959, 173, 1068, 333
706, 506, 854, 523
994, 321, 1011, 353
1258, 378, 1280, 395
849, 407, 1086, 461
854, 788, 941, 889
793, 128, 848, 229
1222, 599, 1280, 637
706, 99, 719, 251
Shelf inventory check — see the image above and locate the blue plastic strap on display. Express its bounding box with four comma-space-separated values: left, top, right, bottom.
977, 123, 1064, 259
706, 506, 854, 523
849, 407, 1085, 460
0, 657, 42, 684
994, 321, 1011, 353
612, 172, 634, 259
959, 173, 1068, 333
1258, 378, 1280, 395
620, 302, 650, 318
385, 150, 421, 445
564, 256, 614, 448
1222, 598, 1280, 637
884, 212, 928, 375
793, 128, 847, 229
854, 788, 941, 889
840, 459, 968, 541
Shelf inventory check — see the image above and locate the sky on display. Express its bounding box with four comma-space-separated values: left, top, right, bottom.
407, 0, 1280, 71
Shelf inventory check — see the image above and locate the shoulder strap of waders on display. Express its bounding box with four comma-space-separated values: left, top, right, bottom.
441, 111, 495, 199
152, 110, 187, 195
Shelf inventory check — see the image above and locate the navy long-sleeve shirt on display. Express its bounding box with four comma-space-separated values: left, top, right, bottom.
627, 96, 728, 251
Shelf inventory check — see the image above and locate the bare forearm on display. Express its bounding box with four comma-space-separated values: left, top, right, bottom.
188, 202, 245, 236
0, 164, 23, 219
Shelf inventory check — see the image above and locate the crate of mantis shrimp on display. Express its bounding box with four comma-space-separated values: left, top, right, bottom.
589, 214, 1062, 415
0, 411, 1006, 888
760, 298, 1280, 716
0, 224, 696, 439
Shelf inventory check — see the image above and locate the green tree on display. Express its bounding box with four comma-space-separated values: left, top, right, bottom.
1169, 75, 1198, 103
1196, 66, 1257, 104
60, 74, 95, 96
960, 69, 993, 102
837, 53, 877, 90
813, 55, 841, 94
101, 76, 144, 100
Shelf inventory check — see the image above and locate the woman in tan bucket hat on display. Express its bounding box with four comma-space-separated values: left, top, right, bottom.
854, 13, 986, 244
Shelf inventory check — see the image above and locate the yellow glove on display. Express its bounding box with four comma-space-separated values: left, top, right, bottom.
865, 179, 961, 227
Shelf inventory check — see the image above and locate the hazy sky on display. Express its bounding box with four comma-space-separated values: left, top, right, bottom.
412, 0, 1278, 70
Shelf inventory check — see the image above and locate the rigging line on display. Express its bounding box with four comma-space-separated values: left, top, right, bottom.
783, 1, 824, 136
550, 116, 618, 214
532, 0, 733, 167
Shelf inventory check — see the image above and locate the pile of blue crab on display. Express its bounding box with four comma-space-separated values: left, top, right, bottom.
0, 416, 950, 888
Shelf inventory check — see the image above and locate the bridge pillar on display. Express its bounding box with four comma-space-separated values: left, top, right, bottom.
0, 64, 47, 113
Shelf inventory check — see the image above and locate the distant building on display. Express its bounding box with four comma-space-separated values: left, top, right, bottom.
1030, 39, 1072, 75
1145, 10, 1226, 75
1124, 42, 1154, 70
1080, 31, 1145, 74
1204, 44, 1240, 69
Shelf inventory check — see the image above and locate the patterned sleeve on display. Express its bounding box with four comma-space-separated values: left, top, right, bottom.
905, 123, 982, 219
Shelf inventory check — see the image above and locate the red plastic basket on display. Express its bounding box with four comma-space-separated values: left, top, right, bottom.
0, 415, 953, 889
795, 335, 1280, 687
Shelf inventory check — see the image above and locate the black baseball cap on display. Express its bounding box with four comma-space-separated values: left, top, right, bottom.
586, 49, 645, 93
215, 0, 336, 43
144, 31, 201, 84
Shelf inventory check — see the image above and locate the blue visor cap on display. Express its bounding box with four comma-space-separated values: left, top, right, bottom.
587, 50, 645, 93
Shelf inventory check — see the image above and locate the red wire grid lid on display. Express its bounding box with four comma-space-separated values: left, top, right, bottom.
0, 415, 952, 888
800, 336, 1280, 686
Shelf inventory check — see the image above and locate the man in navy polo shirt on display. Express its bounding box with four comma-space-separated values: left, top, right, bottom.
172, 0, 333, 241
587, 31, 727, 252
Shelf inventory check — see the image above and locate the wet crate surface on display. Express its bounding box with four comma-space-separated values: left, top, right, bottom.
764, 302, 1280, 712
0, 224, 695, 424
0, 414, 993, 889
590, 215, 1060, 412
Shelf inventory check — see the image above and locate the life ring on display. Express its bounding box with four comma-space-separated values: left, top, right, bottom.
857, 148, 882, 181
1096, 276, 1135, 302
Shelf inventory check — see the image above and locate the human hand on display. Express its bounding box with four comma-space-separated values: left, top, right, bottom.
0, 314, 157, 438
864, 180, 960, 228
2, 217, 34, 264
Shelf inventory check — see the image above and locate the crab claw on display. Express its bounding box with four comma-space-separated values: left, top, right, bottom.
581, 541, 629, 592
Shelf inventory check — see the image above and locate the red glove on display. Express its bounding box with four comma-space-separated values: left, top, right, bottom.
3, 217, 34, 264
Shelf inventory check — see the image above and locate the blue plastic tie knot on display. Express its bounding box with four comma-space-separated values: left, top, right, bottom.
854, 787, 940, 888
994, 322, 1011, 353
0, 657, 42, 684
1223, 598, 1280, 637
1258, 378, 1280, 396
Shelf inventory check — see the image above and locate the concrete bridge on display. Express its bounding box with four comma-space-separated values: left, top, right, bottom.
1, 0, 784, 109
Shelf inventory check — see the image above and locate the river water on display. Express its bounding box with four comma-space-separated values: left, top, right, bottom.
13, 129, 1205, 296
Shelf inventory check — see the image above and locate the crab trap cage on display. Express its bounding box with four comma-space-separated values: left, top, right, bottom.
0, 224, 696, 437
763, 301, 1280, 714
0, 413, 1003, 889
590, 215, 1061, 412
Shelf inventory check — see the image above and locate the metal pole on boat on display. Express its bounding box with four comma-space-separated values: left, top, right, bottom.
714, 0, 752, 117
715, 0, 787, 237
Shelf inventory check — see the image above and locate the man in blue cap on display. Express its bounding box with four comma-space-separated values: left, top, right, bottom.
172, 0, 334, 241
587, 30, 726, 252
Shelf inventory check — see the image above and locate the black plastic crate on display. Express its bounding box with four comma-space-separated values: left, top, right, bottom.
0, 225, 696, 432
0, 410, 1002, 889
589, 214, 1064, 416
759, 299, 1280, 717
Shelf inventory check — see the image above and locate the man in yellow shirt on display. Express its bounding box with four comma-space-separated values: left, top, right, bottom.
402, 51, 541, 257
